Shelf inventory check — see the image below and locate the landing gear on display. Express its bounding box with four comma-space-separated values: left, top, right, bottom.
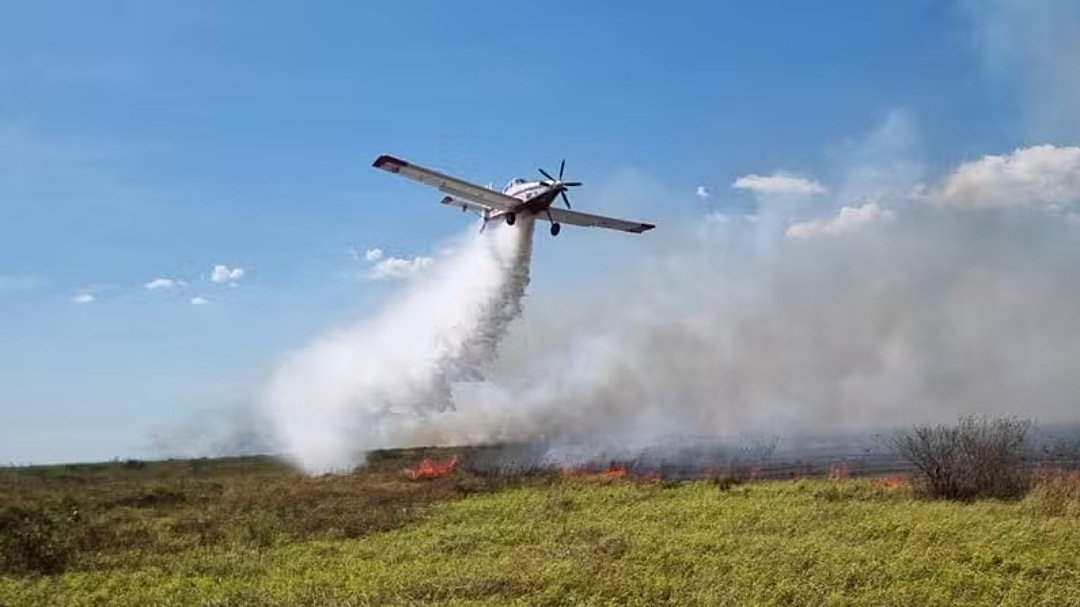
550, 222, 561, 237
505, 212, 516, 226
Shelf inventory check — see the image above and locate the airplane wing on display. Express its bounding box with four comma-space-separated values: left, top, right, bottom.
544, 207, 656, 234
372, 154, 519, 211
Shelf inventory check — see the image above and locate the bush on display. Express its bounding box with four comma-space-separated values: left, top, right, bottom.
0, 501, 77, 575
892, 414, 1033, 501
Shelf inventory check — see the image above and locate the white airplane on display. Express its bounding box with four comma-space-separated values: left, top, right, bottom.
372, 154, 656, 237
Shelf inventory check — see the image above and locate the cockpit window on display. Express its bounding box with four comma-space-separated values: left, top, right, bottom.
503, 177, 527, 192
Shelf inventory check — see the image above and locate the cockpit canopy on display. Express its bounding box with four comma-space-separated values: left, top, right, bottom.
503, 177, 529, 192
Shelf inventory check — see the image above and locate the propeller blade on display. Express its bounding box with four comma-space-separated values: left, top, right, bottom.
560, 190, 571, 209
562, 181, 582, 187
559, 159, 565, 180
538, 168, 555, 181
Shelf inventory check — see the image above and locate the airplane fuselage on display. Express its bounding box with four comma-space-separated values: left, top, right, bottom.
502, 180, 562, 216
487, 179, 575, 235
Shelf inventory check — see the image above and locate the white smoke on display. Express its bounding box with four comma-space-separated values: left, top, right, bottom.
254, 145, 1080, 473
169, 1, 1080, 470
394, 134, 1080, 463
261, 217, 536, 473
257, 129, 1080, 475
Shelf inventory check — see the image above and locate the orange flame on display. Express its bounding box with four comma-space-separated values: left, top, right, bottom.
876, 476, 907, 489
403, 454, 459, 480
561, 462, 628, 480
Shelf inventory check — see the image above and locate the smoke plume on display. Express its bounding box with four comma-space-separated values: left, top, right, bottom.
393, 133, 1080, 465
261, 217, 536, 473
257, 131, 1080, 475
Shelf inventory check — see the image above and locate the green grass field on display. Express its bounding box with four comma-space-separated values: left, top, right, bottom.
2, 449, 1079, 606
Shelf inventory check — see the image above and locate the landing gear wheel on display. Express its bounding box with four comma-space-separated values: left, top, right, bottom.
550, 222, 561, 236
505, 212, 516, 226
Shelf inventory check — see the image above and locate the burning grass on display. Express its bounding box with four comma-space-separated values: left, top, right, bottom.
560, 461, 630, 481
403, 454, 459, 480
2, 450, 1080, 606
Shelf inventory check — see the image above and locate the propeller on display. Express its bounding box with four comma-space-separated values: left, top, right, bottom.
538, 159, 582, 209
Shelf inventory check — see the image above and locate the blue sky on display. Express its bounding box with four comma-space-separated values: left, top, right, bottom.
1, 0, 1075, 464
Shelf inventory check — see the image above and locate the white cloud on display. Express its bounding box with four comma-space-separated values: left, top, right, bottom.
785, 202, 895, 240
732, 173, 826, 196
144, 277, 182, 290
210, 264, 244, 284
932, 144, 1080, 211
190, 296, 210, 306
695, 185, 710, 199
360, 246, 434, 281
71, 293, 95, 304
370, 255, 434, 281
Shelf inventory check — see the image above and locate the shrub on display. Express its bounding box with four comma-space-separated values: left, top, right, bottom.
891, 414, 1033, 501
0, 500, 77, 575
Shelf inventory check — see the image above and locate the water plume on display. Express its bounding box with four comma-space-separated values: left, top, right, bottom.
261, 217, 536, 474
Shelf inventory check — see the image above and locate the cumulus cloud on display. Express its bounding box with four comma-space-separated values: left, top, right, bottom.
370, 255, 435, 281
71, 293, 95, 304
732, 173, 826, 196
210, 264, 244, 284
145, 277, 182, 290
190, 296, 210, 306
359, 245, 435, 281
784, 202, 896, 240
695, 186, 710, 199
931, 144, 1080, 212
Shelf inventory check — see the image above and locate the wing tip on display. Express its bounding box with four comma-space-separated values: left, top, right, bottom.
372, 154, 407, 172
631, 223, 656, 234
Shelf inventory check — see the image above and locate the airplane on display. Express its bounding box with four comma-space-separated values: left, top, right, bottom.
372, 154, 656, 237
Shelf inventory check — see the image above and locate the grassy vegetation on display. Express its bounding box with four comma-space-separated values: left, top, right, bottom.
0, 449, 541, 575
2, 445, 1080, 606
